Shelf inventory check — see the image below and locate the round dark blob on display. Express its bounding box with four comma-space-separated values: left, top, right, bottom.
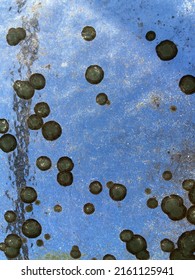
0, 119, 9, 134
6, 28, 20, 46
161, 194, 184, 214
0, 134, 17, 153
182, 179, 195, 191
186, 206, 195, 225
188, 186, 195, 204
70, 247, 81, 259
85, 65, 104, 84
156, 40, 178, 61
162, 170, 172, 181
96, 93, 109, 105
136, 250, 150, 260
126, 235, 147, 255
168, 205, 187, 221
109, 183, 127, 201
54, 204, 62, 212
13, 80, 35, 100
89, 181, 102, 195
145, 31, 156, 41
57, 156, 74, 172
4, 234, 22, 249
57, 171, 73, 186
177, 230, 195, 257
0, 243, 6, 252
22, 219, 42, 238
83, 203, 95, 215
16, 27, 26, 41
36, 239, 44, 247
34, 102, 50, 118
42, 121, 62, 141
36, 156, 52, 171
103, 254, 116, 260
29, 73, 46, 90
179, 75, 195, 95
169, 249, 195, 260
81, 26, 96, 41
160, 238, 175, 252
4, 210, 17, 223
170, 105, 177, 112
25, 205, 33, 212
27, 114, 43, 130
120, 229, 134, 242
44, 234, 51, 240
147, 197, 158, 209
4, 247, 20, 259
35, 200, 41, 205
145, 188, 152, 195
106, 181, 114, 189
20, 187, 37, 203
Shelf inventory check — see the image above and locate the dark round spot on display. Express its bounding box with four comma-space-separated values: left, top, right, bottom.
44, 234, 51, 240
27, 114, 43, 130
89, 181, 102, 195
161, 195, 187, 220
42, 121, 62, 141
169, 248, 194, 260
70, 247, 81, 259
0, 134, 17, 153
36, 156, 52, 171
22, 219, 42, 238
170, 105, 177, 112
177, 230, 195, 257
4, 234, 22, 249
81, 26, 96, 41
29, 73, 46, 90
6, 28, 20, 46
4, 210, 17, 223
106, 181, 114, 189
57, 156, 74, 172
145, 188, 152, 195
20, 187, 37, 203
57, 171, 73, 186
126, 235, 147, 255
16, 27, 26, 41
188, 186, 195, 204
109, 183, 127, 201
0, 242, 6, 252
147, 197, 158, 209
96, 93, 109, 105
182, 179, 195, 191
4, 247, 20, 259
156, 40, 178, 61
34, 102, 50, 118
136, 249, 150, 260
179, 75, 195, 95
186, 206, 195, 225
85, 65, 104, 84
35, 200, 41, 205
145, 31, 156, 41
36, 239, 44, 247
0, 119, 9, 134
25, 205, 33, 212
162, 170, 172, 181
103, 254, 116, 260
120, 229, 134, 242
13, 80, 35, 100
160, 238, 175, 252
83, 203, 95, 215
54, 204, 62, 212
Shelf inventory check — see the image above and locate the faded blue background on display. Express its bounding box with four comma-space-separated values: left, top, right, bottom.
0, 0, 194, 260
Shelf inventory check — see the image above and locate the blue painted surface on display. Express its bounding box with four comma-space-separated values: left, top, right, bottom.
0, 0, 194, 260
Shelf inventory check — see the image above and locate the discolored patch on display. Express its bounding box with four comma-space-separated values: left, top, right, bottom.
89, 181, 102, 195
145, 31, 156, 41
156, 40, 178, 61
29, 73, 46, 90
36, 156, 52, 171
179, 75, 195, 95
160, 238, 175, 252
96, 93, 109, 105
103, 254, 116, 260
119, 229, 134, 242
57, 156, 74, 172
0, 134, 17, 153
57, 171, 73, 186
13, 80, 35, 100
147, 197, 158, 209
42, 121, 62, 141
81, 26, 96, 41
20, 187, 37, 203
4, 210, 17, 223
109, 183, 127, 201
22, 219, 42, 238
0, 119, 9, 134
85, 65, 104, 84
170, 105, 177, 112
27, 114, 43, 130
83, 203, 95, 215
34, 102, 50, 118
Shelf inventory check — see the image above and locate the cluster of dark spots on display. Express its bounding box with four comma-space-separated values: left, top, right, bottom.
57, 171, 73, 186
13, 80, 35, 100
42, 121, 62, 141
34, 102, 50, 118
0, 133, 17, 153
57, 157, 74, 172
89, 181, 102, 195
0, 119, 9, 134
85, 65, 104, 84
36, 239, 44, 247
81, 26, 96, 41
146, 197, 158, 209
161, 194, 187, 221
22, 219, 42, 238
96, 93, 109, 105
83, 203, 95, 215
109, 183, 127, 201
6, 27, 26, 46
145, 31, 156, 41
36, 156, 52, 171
4, 210, 17, 223
156, 40, 178, 61
29, 73, 46, 90
20, 186, 37, 203
70, 245, 81, 259
179, 75, 195, 95
27, 114, 43, 130
160, 238, 175, 252
103, 254, 116, 260
162, 170, 172, 181
54, 204, 62, 213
